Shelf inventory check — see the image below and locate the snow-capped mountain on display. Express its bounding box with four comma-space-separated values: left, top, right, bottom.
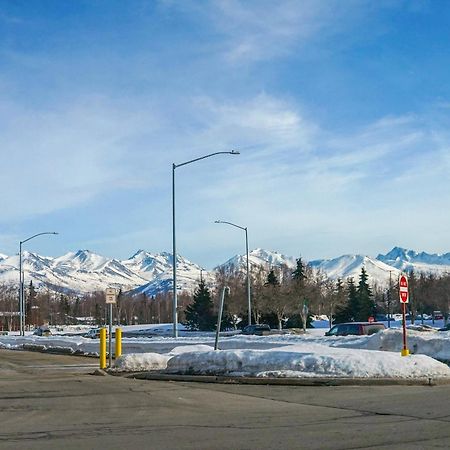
310, 254, 401, 285
127, 252, 210, 296
1, 246, 450, 295
217, 248, 296, 271
376, 247, 450, 275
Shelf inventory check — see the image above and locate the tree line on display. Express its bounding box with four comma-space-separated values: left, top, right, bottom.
0, 261, 449, 331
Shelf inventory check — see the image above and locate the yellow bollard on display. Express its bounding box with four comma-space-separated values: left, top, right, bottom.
115, 327, 122, 359
99, 328, 107, 369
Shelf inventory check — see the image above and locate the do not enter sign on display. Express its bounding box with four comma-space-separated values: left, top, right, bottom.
399, 275, 409, 303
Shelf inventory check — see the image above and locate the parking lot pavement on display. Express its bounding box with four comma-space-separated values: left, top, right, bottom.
1, 349, 450, 450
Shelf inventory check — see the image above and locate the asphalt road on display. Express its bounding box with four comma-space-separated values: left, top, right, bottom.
1, 350, 450, 450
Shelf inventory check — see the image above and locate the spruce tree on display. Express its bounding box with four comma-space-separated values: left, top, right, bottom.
26, 280, 37, 326
292, 257, 306, 283
334, 278, 357, 323
356, 267, 375, 321
266, 269, 279, 286
184, 280, 215, 331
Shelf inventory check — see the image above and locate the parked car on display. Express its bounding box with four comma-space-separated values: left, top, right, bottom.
33, 326, 52, 337
433, 311, 444, 320
325, 322, 386, 337
242, 324, 271, 335
84, 328, 114, 339
85, 328, 101, 339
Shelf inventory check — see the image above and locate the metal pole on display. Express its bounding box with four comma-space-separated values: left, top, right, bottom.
19, 241, 23, 336
387, 271, 392, 328
401, 302, 409, 356
18, 232, 58, 335
215, 287, 229, 350
214, 220, 251, 325
245, 227, 251, 326
109, 303, 113, 368
172, 151, 239, 338
172, 163, 178, 338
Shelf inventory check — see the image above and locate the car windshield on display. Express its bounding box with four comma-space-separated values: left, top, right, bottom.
327, 326, 339, 335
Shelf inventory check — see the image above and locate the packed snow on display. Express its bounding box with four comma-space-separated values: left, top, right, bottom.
163, 344, 450, 379
2, 322, 450, 379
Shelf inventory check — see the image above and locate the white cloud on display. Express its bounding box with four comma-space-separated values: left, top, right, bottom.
0, 95, 161, 220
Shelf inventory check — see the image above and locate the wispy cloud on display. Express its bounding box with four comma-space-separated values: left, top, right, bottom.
168, 0, 397, 64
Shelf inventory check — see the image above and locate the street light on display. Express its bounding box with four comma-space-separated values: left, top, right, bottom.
214, 220, 251, 326
172, 150, 239, 338
19, 232, 58, 336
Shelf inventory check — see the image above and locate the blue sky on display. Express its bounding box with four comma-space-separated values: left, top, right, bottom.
1, 0, 450, 267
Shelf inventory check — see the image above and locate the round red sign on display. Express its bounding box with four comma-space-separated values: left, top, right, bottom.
399, 275, 409, 303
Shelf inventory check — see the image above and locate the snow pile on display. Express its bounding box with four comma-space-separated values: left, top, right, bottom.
114, 353, 170, 372
114, 344, 214, 372
160, 343, 450, 379
334, 329, 450, 362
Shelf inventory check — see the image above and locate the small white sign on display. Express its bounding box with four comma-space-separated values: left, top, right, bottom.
105, 288, 117, 304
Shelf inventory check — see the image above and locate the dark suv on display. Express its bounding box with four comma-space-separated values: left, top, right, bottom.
325, 322, 386, 337
242, 324, 271, 335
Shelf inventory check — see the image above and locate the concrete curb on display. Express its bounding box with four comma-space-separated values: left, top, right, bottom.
114, 371, 450, 386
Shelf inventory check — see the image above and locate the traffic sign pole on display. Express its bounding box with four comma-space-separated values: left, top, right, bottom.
401, 302, 409, 356
399, 275, 410, 356
109, 303, 113, 368
105, 288, 118, 368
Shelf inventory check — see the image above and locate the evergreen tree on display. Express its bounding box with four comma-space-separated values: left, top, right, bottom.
73, 298, 80, 318
356, 267, 375, 321
266, 269, 279, 286
184, 280, 215, 331
334, 278, 358, 323
59, 294, 70, 325
292, 257, 306, 283
26, 280, 37, 326
329, 278, 346, 325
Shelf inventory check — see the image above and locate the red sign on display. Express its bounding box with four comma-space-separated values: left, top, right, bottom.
399, 275, 409, 303
368, 316, 375, 323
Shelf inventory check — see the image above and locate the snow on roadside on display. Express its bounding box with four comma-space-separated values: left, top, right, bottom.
124, 343, 450, 379
114, 344, 214, 372
114, 353, 170, 372
331, 329, 450, 362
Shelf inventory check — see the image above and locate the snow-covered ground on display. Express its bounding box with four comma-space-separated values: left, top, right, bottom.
1, 322, 450, 379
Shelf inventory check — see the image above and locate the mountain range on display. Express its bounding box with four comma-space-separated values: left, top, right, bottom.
1, 246, 449, 296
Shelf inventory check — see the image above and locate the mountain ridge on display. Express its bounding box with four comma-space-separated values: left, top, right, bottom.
1, 246, 450, 295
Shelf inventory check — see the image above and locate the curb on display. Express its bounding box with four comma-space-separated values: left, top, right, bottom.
114, 371, 450, 386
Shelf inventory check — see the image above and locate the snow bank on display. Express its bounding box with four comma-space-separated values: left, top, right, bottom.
113, 344, 214, 372
333, 329, 450, 361
114, 353, 170, 372
165, 343, 450, 379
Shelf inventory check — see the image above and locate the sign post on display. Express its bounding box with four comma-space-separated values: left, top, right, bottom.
399, 275, 410, 356
105, 288, 117, 368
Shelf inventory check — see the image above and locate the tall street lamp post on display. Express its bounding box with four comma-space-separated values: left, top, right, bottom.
19, 232, 58, 336
172, 150, 239, 338
214, 220, 251, 326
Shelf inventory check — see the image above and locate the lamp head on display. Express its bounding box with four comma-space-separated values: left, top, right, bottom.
230, 150, 240, 155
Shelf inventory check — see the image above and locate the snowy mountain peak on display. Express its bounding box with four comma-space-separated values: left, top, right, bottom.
310, 254, 401, 285
377, 246, 408, 261
377, 247, 450, 272
53, 249, 109, 271
217, 248, 296, 272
